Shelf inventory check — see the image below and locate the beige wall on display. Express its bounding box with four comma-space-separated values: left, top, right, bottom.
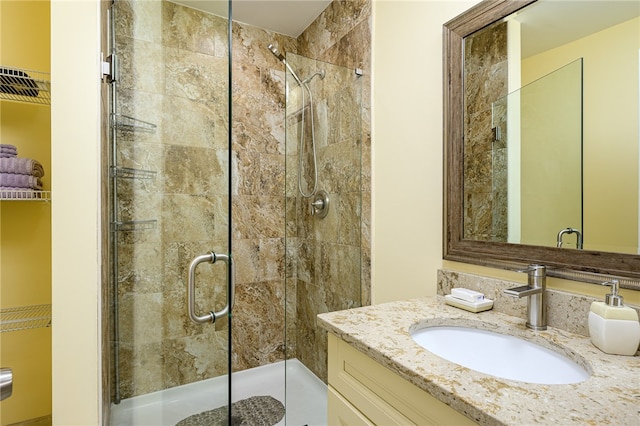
51, 0, 101, 423
371, 0, 479, 303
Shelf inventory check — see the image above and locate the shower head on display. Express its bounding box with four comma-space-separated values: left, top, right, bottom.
267, 43, 303, 86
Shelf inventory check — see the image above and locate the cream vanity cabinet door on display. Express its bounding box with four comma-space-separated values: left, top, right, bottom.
327, 333, 478, 426
328, 387, 374, 426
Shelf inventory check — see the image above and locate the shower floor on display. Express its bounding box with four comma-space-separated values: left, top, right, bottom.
110, 359, 327, 426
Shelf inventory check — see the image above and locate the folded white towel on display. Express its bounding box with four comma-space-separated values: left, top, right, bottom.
450, 288, 485, 303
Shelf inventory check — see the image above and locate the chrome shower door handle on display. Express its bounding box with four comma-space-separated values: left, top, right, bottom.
187, 251, 234, 325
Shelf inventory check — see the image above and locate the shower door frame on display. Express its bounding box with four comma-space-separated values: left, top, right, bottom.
105, 0, 234, 422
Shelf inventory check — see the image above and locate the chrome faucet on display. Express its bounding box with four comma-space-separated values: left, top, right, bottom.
504, 264, 547, 330
557, 227, 583, 249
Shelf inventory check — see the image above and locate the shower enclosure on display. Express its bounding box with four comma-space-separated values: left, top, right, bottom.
106, 1, 364, 425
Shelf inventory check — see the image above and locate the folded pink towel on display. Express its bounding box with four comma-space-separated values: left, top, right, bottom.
0, 173, 42, 189
0, 157, 44, 177
0, 153, 16, 158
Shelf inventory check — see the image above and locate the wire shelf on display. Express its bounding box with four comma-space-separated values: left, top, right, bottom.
113, 114, 157, 133
0, 304, 52, 333
0, 190, 51, 201
111, 166, 157, 180
0, 66, 51, 105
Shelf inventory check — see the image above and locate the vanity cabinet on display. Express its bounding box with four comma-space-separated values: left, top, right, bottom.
327, 333, 477, 426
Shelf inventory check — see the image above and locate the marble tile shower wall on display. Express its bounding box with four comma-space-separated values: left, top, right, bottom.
229, 23, 292, 375
112, 0, 371, 398
463, 21, 508, 241
288, 0, 372, 382
299, 0, 372, 309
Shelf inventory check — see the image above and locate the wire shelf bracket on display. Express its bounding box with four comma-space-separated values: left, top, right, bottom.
112, 114, 157, 133
0, 304, 52, 333
110, 166, 157, 180
112, 219, 158, 232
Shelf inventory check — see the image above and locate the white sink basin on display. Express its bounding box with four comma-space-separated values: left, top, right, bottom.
411, 326, 590, 384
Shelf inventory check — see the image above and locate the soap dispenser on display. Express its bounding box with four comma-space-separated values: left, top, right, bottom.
588, 280, 640, 356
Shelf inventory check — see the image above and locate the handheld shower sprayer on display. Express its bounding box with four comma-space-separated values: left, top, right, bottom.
268, 44, 303, 86
267, 43, 326, 198
267, 44, 284, 62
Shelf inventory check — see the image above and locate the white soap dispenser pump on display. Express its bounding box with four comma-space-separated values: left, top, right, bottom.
588, 280, 640, 356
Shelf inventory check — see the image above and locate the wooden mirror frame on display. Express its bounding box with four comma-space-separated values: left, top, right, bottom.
443, 0, 640, 285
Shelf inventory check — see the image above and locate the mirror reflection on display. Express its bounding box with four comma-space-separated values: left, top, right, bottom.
462, 0, 639, 254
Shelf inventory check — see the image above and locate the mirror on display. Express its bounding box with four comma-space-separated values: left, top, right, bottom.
444, 0, 640, 284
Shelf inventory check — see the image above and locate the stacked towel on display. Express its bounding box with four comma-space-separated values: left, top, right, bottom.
0, 173, 42, 189
0, 157, 44, 177
0, 145, 45, 194
1, 144, 17, 158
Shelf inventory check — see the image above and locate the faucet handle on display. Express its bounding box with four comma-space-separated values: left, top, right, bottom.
504, 285, 543, 298
516, 264, 546, 275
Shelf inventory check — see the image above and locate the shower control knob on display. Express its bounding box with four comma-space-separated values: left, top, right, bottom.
311, 200, 323, 215
310, 190, 329, 219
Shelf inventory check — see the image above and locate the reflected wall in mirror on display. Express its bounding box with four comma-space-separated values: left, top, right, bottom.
462, 0, 639, 253
444, 0, 640, 283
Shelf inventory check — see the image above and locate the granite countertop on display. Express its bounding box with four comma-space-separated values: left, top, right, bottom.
317, 296, 640, 425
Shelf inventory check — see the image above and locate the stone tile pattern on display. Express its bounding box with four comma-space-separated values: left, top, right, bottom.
463, 21, 508, 241
229, 19, 292, 377
289, 0, 372, 383
318, 293, 640, 426
297, 0, 372, 310
112, 0, 371, 399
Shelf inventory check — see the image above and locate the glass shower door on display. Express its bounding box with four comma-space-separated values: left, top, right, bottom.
108, 1, 232, 424
490, 58, 583, 248
283, 52, 363, 425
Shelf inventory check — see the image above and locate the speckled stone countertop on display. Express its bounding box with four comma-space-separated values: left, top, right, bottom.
318, 296, 640, 425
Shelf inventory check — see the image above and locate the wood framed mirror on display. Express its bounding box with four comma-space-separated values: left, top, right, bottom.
443, 0, 640, 285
